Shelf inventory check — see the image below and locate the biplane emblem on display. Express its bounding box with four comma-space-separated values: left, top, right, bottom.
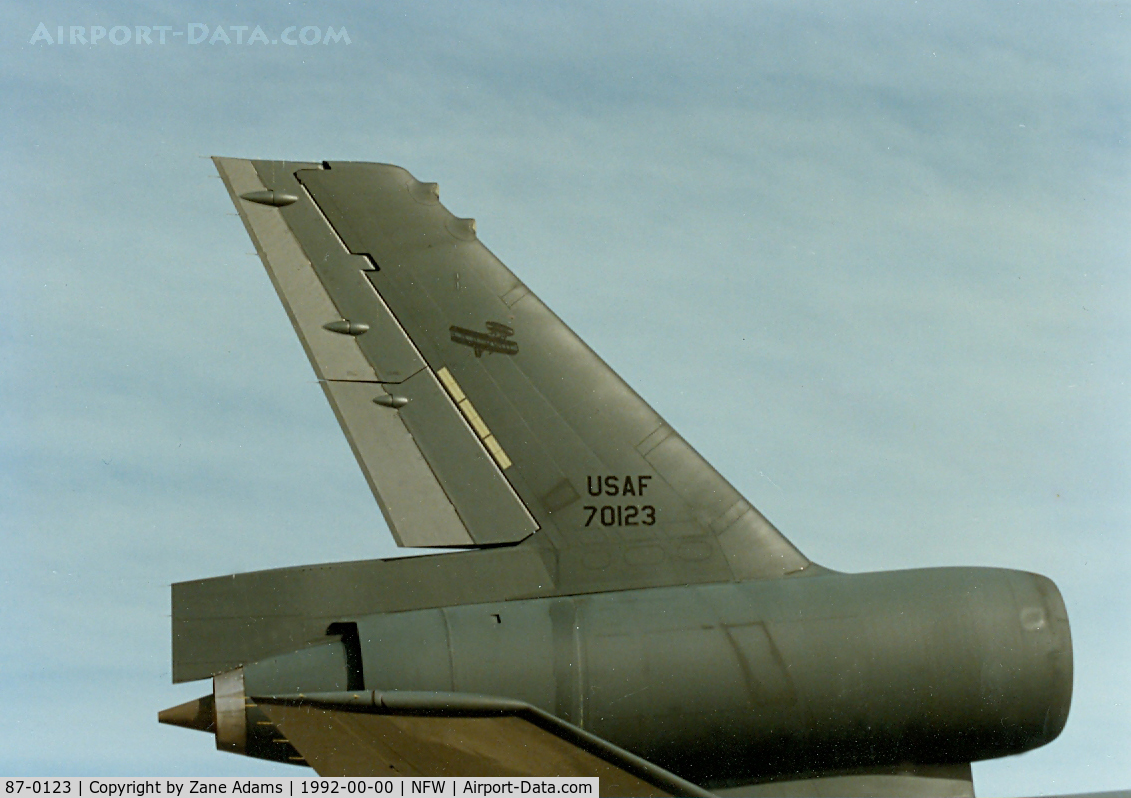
449, 321, 519, 357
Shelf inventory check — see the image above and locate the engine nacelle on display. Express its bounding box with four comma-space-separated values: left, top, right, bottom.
161, 567, 1071, 786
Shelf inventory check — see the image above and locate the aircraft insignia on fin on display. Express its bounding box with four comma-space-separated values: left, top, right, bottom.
450, 321, 519, 357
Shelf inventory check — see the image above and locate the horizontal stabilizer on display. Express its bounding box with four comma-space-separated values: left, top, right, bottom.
253, 691, 713, 797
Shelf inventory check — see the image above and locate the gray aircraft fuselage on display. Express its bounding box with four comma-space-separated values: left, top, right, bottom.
225, 561, 1070, 787
163, 158, 1074, 793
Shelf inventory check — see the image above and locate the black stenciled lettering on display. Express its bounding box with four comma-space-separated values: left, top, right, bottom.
587, 474, 652, 498
581, 504, 656, 528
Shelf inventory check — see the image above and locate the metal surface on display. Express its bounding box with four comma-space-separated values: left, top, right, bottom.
171, 546, 556, 682
212, 668, 246, 754
712, 765, 975, 798
161, 159, 1077, 796
253, 692, 713, 797
221, 157, 813, 582
218, 159, 383, 383
319, 378, 475, 547
346, 567, 1070, 785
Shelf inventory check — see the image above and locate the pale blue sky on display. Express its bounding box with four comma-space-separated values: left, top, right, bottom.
2, 2, 1128, 794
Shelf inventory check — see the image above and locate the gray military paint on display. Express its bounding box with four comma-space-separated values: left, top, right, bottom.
170, 559, 1070, 788
161, 160, 1074, 795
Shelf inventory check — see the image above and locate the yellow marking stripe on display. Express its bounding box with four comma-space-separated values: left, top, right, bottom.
436, 366, 465, 402
436, 367, 512, 470
483, 435, 512, 470
459, 398, 491, 439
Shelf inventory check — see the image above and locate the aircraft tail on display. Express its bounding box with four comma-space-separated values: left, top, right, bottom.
214, 157, 817, 593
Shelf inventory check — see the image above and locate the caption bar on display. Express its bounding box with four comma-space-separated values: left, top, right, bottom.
3, 780, 596, 797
